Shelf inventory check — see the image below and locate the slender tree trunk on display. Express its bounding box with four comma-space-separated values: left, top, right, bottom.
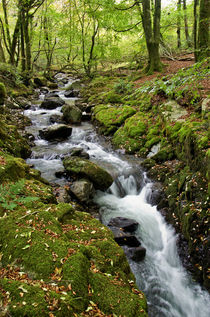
10, 14, 21, 65
197, 0, 210, 60
177, 0, 181, 48
23, 11, 32, 71
194, 0, 199, 61
183, 0, 191, 47
20, 14, 26, 72
2, 0, 11, 50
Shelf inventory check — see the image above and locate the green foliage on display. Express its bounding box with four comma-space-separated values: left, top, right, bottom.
114, 79, 133, 94
137, 58, 209, 103
0, 180, 38, 211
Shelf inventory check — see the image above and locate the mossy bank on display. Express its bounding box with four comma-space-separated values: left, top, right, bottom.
0, 89, 147, 316
81, 58, 210, 291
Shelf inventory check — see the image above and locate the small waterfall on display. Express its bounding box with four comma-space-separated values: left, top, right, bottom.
95, 177, 210, 317
25, 77, 210, 317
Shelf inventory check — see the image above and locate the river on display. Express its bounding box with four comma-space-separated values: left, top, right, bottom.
24, 76, 210, 317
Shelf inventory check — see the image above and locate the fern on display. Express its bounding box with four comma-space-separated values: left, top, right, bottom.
0, 180, 39, 211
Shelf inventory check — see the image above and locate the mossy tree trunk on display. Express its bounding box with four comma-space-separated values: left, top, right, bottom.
136, 0, 162, 74
193, 0, 199, 61
197, 0, 210, 60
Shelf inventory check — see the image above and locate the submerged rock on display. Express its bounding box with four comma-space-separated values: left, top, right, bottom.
39, 124, 72, 141
63, 157, 113, 191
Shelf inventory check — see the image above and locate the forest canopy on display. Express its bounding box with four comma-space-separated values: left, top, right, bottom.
0, 0, 209, 78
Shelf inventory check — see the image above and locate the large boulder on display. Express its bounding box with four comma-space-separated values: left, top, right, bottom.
124, 246, 146, 262
61, 104, 82, 124
70, 179, 95, 203
63, 157, 113, 191
41, 97, 65, 109
39, 124, 72, 141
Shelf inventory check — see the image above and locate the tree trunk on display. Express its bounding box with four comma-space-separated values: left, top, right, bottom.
183, 0, 191, 47
177, 0, 181, 48
0, 38, 6, 62
194, 0, 199, 61
140, 0, 162, 74
197, 0, 210, 60
10, 14, 21, 65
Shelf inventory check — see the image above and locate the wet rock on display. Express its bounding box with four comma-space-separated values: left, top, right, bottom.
34, 77, 47, 87
48, 82, 58, 89
45, 92, 60, 99
125, 246, 146, 262
15, 96, 31, 109
112, 228, 141, 247
49, 114, 64, 124
39, 124, 72, 141
108, 217, 138, 233
63, 157, 113, 191
64, 90, 80, 98
146, 183, 163, 206
41, 97, 65, 109
65, 80, 83, 91
70, 179, 95, 203
82, 112, 91, 121
70, 147, 90, 159
55, 186, 71, 203
61, 104, 82, 124
40, 88, 49, 94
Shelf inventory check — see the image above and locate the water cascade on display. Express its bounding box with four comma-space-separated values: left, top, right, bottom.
24, 76, 210, 316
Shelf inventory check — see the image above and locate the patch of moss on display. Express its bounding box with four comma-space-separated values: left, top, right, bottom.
93, 104, 136, 135
0, 115, 31, 158
89, 272, 147, 317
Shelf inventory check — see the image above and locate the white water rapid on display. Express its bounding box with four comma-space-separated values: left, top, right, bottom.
25, 76, 210, 317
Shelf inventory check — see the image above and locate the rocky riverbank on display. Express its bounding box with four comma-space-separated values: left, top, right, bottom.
0, 77, 148, 316
79, 58, 210, 291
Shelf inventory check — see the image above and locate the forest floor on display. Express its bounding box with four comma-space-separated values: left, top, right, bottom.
135, 53, 194, 86
134, 53, 209, 97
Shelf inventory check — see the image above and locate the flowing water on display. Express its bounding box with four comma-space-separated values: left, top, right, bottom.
25, 76, 210, 317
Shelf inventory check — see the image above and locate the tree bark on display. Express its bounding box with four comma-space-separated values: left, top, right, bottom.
139, 0, 162, 74
194, 0, 199, 61
177, 0, 181, 48
183, 0, 191, 47
197, 0, 210, 60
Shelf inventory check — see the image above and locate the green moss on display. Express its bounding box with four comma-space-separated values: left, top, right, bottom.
0, 279, 48, 317
93, 104, 136, 135
89, 272, 147, 316
63, 156, 113, 190
0, 82, 6, 104
104, 91, 122, 104
0, 116, 31, 158
0, 152, 30, 183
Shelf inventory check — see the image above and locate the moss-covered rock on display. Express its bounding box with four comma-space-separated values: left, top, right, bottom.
0, 82, 6, 105
0, 203, 147, 316
63, 156, 113, 190
112, 112, 151, 153
0, 115, 31, 158
93, 104, 136, 135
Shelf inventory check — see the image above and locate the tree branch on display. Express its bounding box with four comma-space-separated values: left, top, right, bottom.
113, 21, 142, 32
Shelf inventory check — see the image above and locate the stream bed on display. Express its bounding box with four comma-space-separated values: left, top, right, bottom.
24, 76, 210, 317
